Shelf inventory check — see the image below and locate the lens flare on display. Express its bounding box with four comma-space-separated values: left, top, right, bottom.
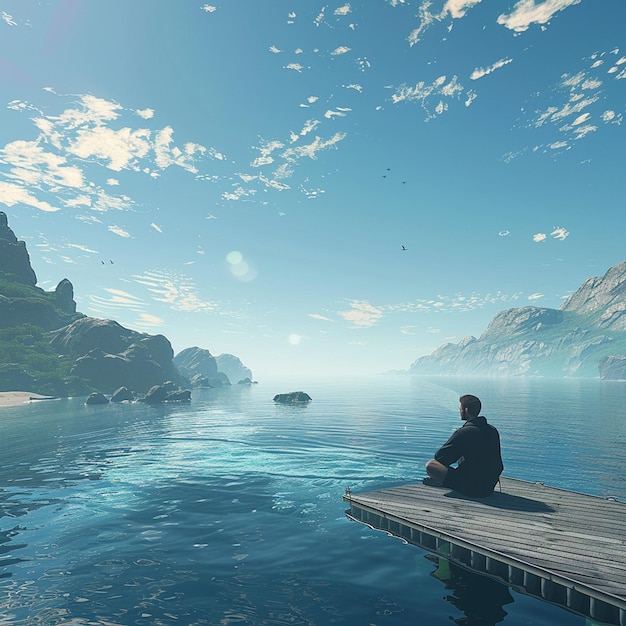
226, 250, 257, 282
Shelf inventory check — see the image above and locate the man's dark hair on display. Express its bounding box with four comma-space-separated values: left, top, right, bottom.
460, 394, 481, 417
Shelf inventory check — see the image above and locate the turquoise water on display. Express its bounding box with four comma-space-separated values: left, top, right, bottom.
0, 376, 624, 625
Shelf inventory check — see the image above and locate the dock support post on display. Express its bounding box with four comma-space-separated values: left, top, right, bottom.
507, 565, 524, 586
590, 597, 618, 624
470, 551, 486, 572
565, 587, 588, 615
540, 579, 566, 605
523, 571, 541, 596
486, 557, 508, 580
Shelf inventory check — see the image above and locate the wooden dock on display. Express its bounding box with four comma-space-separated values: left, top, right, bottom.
343, 477, 626, 625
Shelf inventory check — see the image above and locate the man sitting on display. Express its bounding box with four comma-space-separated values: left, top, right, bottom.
424, 394, 503, 498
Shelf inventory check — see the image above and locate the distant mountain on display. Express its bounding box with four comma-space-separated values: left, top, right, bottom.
408, 262, 626, 380
0, 212, 253, 396
173, 347, 253, 386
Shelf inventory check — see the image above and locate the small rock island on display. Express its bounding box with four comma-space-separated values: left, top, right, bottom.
273, 391, 312, 403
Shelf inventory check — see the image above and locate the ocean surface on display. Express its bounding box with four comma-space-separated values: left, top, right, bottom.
1, 376, 625, 625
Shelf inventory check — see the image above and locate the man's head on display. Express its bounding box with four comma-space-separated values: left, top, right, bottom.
459, 394, 481, 420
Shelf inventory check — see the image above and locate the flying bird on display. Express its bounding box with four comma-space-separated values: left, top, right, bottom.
401, 245, 407, 251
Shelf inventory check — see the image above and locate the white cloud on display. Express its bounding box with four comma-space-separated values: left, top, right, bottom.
334, 4, 351, 15
150, 223, 163, 233
331, 46, 351, 56
269, 45, 282, 54
64, 195, 91, 208
136, 108, 154, 119
285, 63, 304, 72
108, 225, 131, 238
497, 0, 582, 33
408, 0, 482, 46
281, 132, 347, 161
70, 126, 152, 172
309, 313, 334, 321
201, 5, 217, 13
339, 301, 384, 327
1, 93, 211, 219
132, 269, 218, 312
324, 109, 349, 119
0, 181, 59, 212
251, 139, 284, 167
571, 112, 591, 125
528, 293, 544, 300
2, 139, 85, 188
533, 232, 547, 242
470, 58, 513, 80
67, 243, 98, 254
387, 291, 522, 314
550, 226, 569, 240
391, 75, 464, 120
2, 11, 17, 26
444, 0, 482, 19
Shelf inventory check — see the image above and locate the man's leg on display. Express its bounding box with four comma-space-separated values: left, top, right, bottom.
424, 459, 448, 485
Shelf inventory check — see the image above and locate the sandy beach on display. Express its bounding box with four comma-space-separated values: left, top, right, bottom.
0, 391, 57, 407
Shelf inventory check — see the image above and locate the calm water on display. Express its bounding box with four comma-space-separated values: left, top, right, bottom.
1, 376, 625, 625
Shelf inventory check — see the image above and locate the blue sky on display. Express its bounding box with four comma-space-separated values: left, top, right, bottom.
1, 0, 625, 379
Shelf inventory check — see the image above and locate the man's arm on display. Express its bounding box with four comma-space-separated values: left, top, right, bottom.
434, 429, 464, 467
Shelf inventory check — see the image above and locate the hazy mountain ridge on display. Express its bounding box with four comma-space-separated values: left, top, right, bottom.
409, 261, 626, 379
0, 212, 252, 395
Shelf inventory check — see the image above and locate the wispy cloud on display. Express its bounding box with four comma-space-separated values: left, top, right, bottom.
471, 58, 513, 80
391, 75, 466, 120
67, 243, 98, 254
532, 228, 568, 242
0, 181, 59, 212
526, 49, 624, 151
2, 11, 17, 26
339, 301, 384, 327
1, 93, 211, 217
108, 225, 131, 238
388, 291, 523, 314
134, 313, 165, 328
408, 0, 482, 46
309, 313, 334, 321
87, 287, 166, 331
132, 270, 218, 313
550, 226, 569, 240
497, 0, 582, 33
445, 0, 483, 19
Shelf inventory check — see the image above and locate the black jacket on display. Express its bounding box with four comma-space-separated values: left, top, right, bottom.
435, 416, 504, 490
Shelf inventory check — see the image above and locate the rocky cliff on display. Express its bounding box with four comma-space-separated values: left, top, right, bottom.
0, 213, 251, 395
408, 261, 626, 379
0, 212, 37, 286
172, 347, 253, 386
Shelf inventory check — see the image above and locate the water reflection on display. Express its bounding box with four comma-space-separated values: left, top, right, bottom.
428, 553, 514, 625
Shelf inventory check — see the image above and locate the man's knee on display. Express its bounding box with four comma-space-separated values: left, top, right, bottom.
425, 459, 448, 482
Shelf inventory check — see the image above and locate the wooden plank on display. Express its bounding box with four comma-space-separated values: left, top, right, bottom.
343, 477, 626, 612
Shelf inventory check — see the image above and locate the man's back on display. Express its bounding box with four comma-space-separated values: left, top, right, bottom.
435, 416, 503, 496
